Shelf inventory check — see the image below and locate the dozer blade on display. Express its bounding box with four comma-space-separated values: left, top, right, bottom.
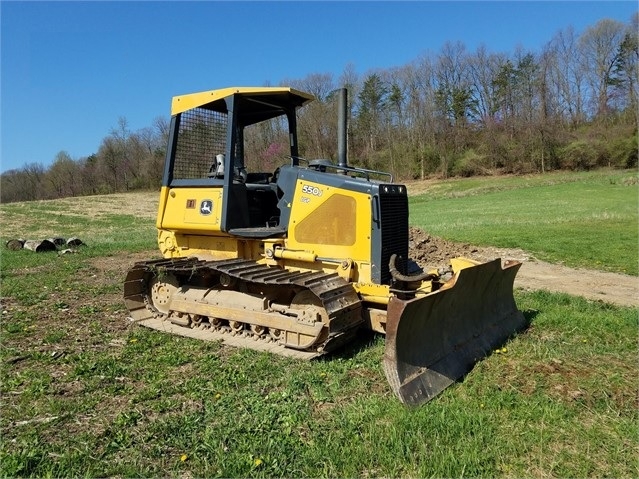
383, 259, 526, 406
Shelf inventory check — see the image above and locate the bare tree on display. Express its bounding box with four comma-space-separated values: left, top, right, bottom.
545, 27, 587, 125
467, 46, 509, 124
290, 73, 338, 159
22, 162, 46, 200
1, 169, 36, 202
579, 18, 626, 118
292, 72, 335, 102
98, 136, 121, 192
404, 56, 440, 177
47, 151, 79, 197
434, 42, 475, 126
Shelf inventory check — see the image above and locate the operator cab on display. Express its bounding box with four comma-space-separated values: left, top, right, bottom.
163, 87, 314, 238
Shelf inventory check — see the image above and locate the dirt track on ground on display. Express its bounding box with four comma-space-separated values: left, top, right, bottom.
408, 227, 639, 308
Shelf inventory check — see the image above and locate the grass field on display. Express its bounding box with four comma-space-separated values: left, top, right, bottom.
408, 169, 639, 275
1, 171, 637, 477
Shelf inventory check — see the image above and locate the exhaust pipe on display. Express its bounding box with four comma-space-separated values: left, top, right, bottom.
337, 88, 348, 169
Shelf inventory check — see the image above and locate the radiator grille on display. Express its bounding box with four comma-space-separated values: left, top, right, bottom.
174, 108, 227, 179
378, 188, 409, 284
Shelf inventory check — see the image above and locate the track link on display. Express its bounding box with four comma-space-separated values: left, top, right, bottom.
123, 258, 363, 358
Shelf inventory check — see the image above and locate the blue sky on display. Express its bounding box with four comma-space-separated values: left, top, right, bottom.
1, 1, 637, 173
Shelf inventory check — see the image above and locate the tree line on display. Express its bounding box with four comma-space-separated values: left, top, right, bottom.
1, 117, 169, 203
2, 16, 636, 203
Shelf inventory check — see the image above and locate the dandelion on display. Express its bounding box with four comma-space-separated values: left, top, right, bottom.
180, 454, 188, 462
254, 458, 263, 467
215, 393, 222, 400
129, 338, 138, 343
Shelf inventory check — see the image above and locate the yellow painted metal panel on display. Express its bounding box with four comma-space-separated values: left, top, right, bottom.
171, 87, 315, 115
159, 187, 224, 231
287, 179, 372, 266
179, 234, 240, 259
156, 186, 170, 229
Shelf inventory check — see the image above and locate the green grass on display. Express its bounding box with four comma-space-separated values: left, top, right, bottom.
0, 191, 158, 255
1, 294, 636, 477
1, 172, 637, 477
409, 169, 639, 275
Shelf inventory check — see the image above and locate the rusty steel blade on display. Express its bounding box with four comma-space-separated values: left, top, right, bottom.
383, 259, 526, 406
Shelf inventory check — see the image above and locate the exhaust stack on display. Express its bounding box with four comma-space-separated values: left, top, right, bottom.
337, 88, 348, 169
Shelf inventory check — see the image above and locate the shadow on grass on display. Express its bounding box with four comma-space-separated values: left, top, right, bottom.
522, 308, 539, 325
320, 329, 382, 362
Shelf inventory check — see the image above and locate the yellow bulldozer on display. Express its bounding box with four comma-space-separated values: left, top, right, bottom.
124, 86, 525, 406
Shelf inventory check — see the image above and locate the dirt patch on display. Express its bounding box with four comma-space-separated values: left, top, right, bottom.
0, 251, 157, 366
89, 250, 159, 275
409, 228, 483, 266
408, 227, 639, 308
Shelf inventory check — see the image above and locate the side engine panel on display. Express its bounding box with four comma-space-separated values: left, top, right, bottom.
282, 167, 410, 285
286, 178, 373, 265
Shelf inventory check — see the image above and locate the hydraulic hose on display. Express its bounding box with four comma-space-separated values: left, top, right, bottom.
389, 254, 438, 282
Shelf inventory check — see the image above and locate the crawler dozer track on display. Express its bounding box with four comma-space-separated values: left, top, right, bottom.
124, 258, 363, 359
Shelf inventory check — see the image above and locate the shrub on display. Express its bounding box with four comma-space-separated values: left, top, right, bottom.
607, 134, 638, 168
451, 149, 491, 177
558, 140, 598, 170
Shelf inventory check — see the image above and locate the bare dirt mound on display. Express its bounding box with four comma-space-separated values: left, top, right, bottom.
409, 227, 638, 308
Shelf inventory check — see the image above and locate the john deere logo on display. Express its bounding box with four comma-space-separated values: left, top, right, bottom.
200, 200, 213, 215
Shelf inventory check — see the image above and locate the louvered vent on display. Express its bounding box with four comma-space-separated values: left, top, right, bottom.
378, 185, 409, 284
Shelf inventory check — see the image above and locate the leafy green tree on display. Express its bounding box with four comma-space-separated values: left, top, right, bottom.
610, 24, 638, 116
357, 73, 389, 152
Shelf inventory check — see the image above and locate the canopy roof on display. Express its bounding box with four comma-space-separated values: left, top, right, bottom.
171, 87, 315, 124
